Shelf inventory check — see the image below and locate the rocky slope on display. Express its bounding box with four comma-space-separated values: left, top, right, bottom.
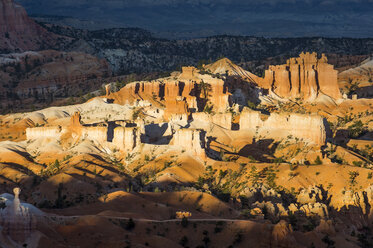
0, 53, 372, 247
40, 24, 373, 75
339, 57, 373, 98
0, 0, 64, 53
0, 50, 111, 112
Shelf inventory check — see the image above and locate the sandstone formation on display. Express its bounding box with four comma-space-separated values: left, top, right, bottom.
0, 0, 61, 52
338, 57, 373, 98
239, 108, 327, 146
81, 127, 108, 143
26, 126, 63, 140
70, 111, 82, 127
110, 66, 230, 118
172, 129, 206, 157
113, 127, 140, 152
0, 53, 372, 247
256, 52, 342, 101
204, 57, 261, 83
191, 112, 233, 130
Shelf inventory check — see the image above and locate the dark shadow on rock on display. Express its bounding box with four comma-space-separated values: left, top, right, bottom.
356, 85, 373, 99
107, 121, 119, 142
2, 162, 37, 177
142, 123, 172, 145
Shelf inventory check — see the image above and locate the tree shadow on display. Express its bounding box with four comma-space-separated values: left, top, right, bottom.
2, 162, 37, 176
7, 148, 35, 163
238, 139, 279, 162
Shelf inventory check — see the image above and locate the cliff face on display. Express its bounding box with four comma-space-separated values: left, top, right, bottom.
0, 0, 60, 52
113, 127, 140, 152
192, 112, 232, 130
26, 126, 63, 140
257, 52, 341, 101
81, 127, 108, 143
172, 129, 206, 157
240, 109, 326, 146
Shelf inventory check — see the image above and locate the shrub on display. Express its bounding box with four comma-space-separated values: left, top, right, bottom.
368, 172, 372, 179
233, 232, 243, 244
126, 218, 135, 230
179, 236, 188, 247
249, 166, 261, 187
202, 236, 210, 246
273, 157, 285, 164
247, 100, 257, 110
144, 155, 150, 162
348, 120, 367, 138
321, 235, 335, 247
163, 161, 173, 168
203, 103, 214, 114
353, 161, 363, 167
349, 171, 359, 186
181, 217, 188, 228
314, 156, 322, 165
214, 222, 224, 233
247, 155, 256, 162
288, 172, 299, 179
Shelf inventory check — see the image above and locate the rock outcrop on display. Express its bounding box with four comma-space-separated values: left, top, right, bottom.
113, 127, 140, 152
256, 52, 342, 101
70, 111, 82, 127
81, 127, 108, 143
0, 0, 61, 52
172, 129, 206, 157
338, 58, 373, 98
239, 109, 327, 146
192, 112, 232, 130
109, 66, 230, 117
26, 111, 143, 152
272, 220, 296, 247
26, 126, 63, 140
204, 57, 261, 83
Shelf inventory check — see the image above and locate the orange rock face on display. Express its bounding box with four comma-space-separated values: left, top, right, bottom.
109, 66, 230, 119
70, 112, 82, 127
257, 52, 342, 101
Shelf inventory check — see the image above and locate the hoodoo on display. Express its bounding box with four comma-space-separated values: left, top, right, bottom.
257, 52, 342, 101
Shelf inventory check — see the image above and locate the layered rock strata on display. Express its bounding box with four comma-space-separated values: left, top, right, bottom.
113, 127, 140, 152
109, 66, 230, 118
26, 126, 63, 140
256, 52, 341, 101
0, 0, 60, 52
239, 109, 326, 146
172, 129, 206, 157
